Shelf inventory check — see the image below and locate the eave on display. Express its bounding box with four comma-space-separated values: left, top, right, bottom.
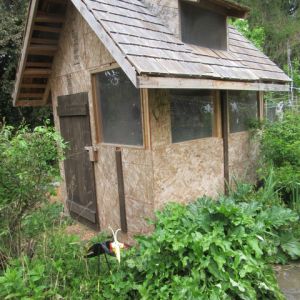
13, 0, 67, 107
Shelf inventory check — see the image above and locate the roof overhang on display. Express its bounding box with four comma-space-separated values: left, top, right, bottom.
13, 0, 67, 107
137, 76, 290, 92
181, 0, 250, 18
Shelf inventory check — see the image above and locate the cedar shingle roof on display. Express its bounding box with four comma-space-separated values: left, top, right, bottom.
13, 0, 290, 107
84, 0, 289, 82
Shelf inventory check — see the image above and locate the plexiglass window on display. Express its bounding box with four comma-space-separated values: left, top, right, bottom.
95, 68, 143, 146
228, 91, 258, 133
170, 90, 214, 143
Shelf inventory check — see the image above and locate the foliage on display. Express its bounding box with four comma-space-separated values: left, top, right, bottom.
0, 0, 52, 127
258, 112, 300, 204
230, 18, 265, 50
235, 0, 300, 66
0, 123, 66, 258
128, 196, 299, 299
1, 188, 300, 299
0, 225, 137, 300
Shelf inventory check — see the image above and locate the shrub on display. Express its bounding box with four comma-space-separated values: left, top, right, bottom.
0, 123, 66, 259
126, 197, 297, 299
1, 193, 299, 299
259, 112, 300, 204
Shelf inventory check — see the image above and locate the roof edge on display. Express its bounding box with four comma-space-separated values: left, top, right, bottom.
181, 0, 250, 18
71, 0, 138, 86
137, 75, 290, 92
12, 0, 39, 106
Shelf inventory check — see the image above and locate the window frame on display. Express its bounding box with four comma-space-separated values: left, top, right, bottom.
169, 89, 222, 144
178, 0, 229, 50
227, 90, 260, 134
91, 65, 150, 149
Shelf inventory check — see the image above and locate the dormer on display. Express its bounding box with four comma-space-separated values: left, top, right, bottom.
142, 0, 249, 49
180, 1, 249, 49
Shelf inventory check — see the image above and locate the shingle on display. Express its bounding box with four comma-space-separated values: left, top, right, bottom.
82, 0, 290, 83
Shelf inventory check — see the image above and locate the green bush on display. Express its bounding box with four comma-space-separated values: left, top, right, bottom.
0, 123, 66, 258
127, 197, 298, 299
1, 191, 299, 299
259, 112, 300, 205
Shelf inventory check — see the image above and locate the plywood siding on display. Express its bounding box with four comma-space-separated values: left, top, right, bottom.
149, 90, 225, 210
228, 131, 260, 184
50, 3, 154, 238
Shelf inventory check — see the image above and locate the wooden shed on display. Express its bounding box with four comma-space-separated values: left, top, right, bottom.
13, 0, 290, 237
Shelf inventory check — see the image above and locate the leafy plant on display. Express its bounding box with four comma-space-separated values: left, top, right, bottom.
230, 18, 265, 50
1, 192, 299, 299
126, 197, 290, 299
0, 123, 66, 259
258, 112, 300, 206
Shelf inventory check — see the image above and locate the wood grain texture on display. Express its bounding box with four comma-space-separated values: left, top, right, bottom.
115, 149, 128, 233
50, 5, 155, 240
58, 92, 99, 229
149, 90, 224, 209
14, 0, 290, 107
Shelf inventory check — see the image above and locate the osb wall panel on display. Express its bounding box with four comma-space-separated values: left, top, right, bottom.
142, 0, 180, 36
228, 132, 260, 184
50, 3, 153, 239
149, 90, 224, 210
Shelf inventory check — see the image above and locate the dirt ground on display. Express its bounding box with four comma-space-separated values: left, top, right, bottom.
64, 223, 98, 241
275, 263, 300, 300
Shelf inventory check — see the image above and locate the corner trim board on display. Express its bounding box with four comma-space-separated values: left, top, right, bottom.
70, 0, 138, 87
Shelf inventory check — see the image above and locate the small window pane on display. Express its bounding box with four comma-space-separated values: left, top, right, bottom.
95, 68, 143, 146
171, 90, 214, 143
228, 91, 258, 133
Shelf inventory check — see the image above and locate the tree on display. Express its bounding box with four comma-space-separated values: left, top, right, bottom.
235, 0, 300, 66
0, 0, 52, 127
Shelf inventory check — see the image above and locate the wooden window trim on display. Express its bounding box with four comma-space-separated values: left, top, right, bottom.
170, 90, 219, 145
258, 91, 264, 121
213, 91, 222, 138
228, 90, 260, 134
91, 67, 149, 150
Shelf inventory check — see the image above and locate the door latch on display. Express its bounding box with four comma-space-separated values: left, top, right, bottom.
84, 146, 98, 162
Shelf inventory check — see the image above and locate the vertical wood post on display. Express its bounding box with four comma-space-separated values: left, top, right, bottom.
258, 91, 264, 121
221, 91, 229, 195
115, 148, 128, 233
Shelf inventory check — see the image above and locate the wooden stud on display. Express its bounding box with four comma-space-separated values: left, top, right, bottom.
258, 91, 264, 121
19, 93, 45, 98
213, 91, 222, 138
21, 83, 47, 88
221, 91, 229, 194
33, 25, 62, 33
15, 100, 45, 107
31, 38, 59, 45
28, 45, 58, 54
26, 62, 52, 68
141, 88, 151, 149
91, 74, 103, 144
24, 68, 52, 76
115, 149, 128, 233
35, 12, 65, 23
41, 81, 51, 105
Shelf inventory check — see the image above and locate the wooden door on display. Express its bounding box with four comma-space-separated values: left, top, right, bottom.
57, 92, 99, 229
